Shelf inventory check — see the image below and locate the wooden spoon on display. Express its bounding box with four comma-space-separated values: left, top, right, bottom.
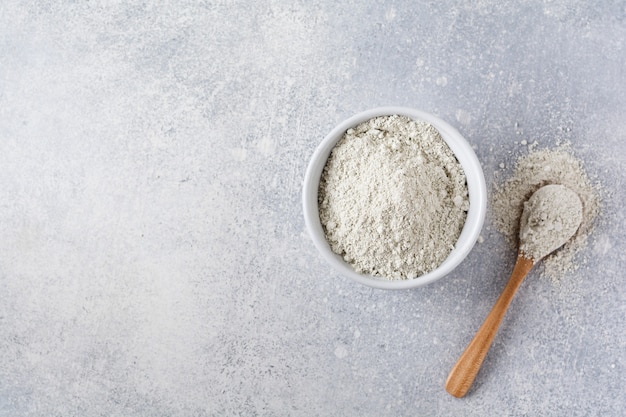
445, 184, 583, 398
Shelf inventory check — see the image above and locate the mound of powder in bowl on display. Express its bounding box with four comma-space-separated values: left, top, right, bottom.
318, 115, 469, 280
492, 146, 601, 281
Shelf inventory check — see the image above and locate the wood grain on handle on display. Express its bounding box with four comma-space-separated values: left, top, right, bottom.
445, 254, 535, 398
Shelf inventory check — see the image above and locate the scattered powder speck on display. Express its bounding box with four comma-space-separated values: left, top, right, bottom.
492, 146, 601, 282
334, 344, 349, 359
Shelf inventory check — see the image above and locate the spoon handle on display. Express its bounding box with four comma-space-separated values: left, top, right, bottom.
445, 255, 534, 398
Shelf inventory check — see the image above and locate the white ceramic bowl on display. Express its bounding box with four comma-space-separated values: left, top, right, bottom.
302, 107, 487, 289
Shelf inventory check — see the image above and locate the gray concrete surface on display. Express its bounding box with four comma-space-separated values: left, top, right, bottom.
1, 1, 624, 416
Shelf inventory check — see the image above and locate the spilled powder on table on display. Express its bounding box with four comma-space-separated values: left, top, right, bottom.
492, 146, 601, 282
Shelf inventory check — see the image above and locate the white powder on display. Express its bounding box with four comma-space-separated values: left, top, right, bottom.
519, 184, 583, 260
493, 147, 600, 280
318, 115, 468, 280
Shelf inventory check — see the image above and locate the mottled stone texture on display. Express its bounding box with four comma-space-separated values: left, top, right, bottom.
0, 1, 624, 416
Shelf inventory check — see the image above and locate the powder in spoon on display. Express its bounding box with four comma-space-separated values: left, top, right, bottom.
519, 184, 583, 260
318, 115, 469, 280
492, 146, 601, 280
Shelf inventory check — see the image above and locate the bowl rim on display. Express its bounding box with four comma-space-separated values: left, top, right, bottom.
303, 107, 487, 289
